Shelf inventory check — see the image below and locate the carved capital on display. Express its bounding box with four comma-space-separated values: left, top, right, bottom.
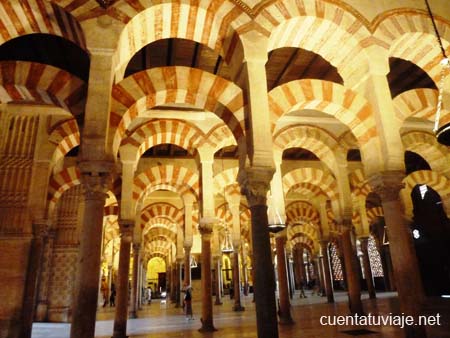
199, 218, 214, 239
132, 243, 141, 253
368, 171, 404, 202
32, 219, 50, 239
238, 167, 274, 207
119, 220, 134, 242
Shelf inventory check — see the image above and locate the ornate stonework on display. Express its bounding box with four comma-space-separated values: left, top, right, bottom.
368, 171, 405, 202
238, 167, 274, 207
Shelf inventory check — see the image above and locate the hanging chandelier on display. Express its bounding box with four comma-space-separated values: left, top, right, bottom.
221, 229, 234, 253
267, 193, 286, 233
425, 0, 450, 145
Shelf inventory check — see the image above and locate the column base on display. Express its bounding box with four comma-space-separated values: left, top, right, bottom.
129, 311, 137, 319
279, 316, 295, 325
327, 295, 335, 303
214, 300, 223, 305
198, 318, 217, 332
232, 304, 245, 312
369, 292, 376, 299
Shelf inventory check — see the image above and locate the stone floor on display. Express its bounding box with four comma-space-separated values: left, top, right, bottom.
31, 290, 446, 338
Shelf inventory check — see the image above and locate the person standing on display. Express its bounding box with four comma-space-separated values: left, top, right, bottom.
183, 284, 193, 320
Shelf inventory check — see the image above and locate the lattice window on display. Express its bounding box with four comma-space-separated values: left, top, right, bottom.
368, 236, 384, 277
329, 242, 343, 281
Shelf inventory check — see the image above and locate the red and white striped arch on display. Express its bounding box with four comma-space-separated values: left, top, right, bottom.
401, 170, 450, 218
110, 67, 245, 155
140, 202, 183, 230
374, 11, 450, 84
48, 118, 80, 167
273, 124, 340, 172
47, 166, 81, 217
213, 167, 238, 196
133, 164, 199, 205
285, 201, 320, 227
288, 223, 319, 242
104, 203, 119, 217
287, 182, 327, 199
0, 0, 86, 48
349, 168, 372, 198
215, 203, 232, 229
401, 131, 450, 174
283, 167, 339, 201
0, 61, 86, 116
123, 119, 205, 160
113, 1, 250, 80
269, 79, 376, 147
290, 233, 315, 254
366, 207, 384, 226
255, 0, 376, 88
144, 225, 177, 243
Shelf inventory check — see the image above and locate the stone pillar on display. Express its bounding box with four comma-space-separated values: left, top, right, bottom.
341, 227, 363, 315
170, 262, 176, 303
129, 243, 140, 318
112, 221, 133, 338
198, 220, 216, 332
369, 172, 426, 338
240, 168, 279, 338
232, 243, 244, 311
317, 255, 326, 295
241, 244, 249, 296
20, 220, 49, 338
175, 258, 183, 308
213, 255, 223, 305
359, 237, 376, 299
336, 238, 348, 290
275, 233, 294, 324
183, 244, 192, 287
70, 170, 109, 338
320, 241, 334, 303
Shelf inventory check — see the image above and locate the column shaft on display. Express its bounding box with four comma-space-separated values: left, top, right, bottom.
112, 223, 133, 338
275, 235, 293, 324
20, 222, 47, 338
70, 187, 107, 338
198, 222, 216, 332
249, 204, 279, 338
184, 246, 192, 287
130, 244, 140, 318
360, 238, 376, 299
232, 250, 244, 311
214, 256, 223, 305
341, 229, 363, 314
320, 241, 335, 303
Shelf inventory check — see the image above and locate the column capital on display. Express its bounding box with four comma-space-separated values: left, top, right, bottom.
238, 167, 274, 207
32, 219, 50, 239
199, 219, 214, 237
119, 220, 134, 242
79, 162, 113, 199
368, 171, 405, 202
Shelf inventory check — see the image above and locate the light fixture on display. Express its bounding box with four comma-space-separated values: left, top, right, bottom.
190, 255, 197, 268
221, 229, 234, 253
267, 193, 286, 233
412, 229, 421, 239
425, 0, 450, 145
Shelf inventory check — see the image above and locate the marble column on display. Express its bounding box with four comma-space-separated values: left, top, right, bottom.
369, 172, 426, 338
183, 244, 192, 287
112, 221, 133, 338
359, 237, 376, 299
240, 170, 279, 338
275, 234, 294, 325
170, 262, 176, 303
241, 245, 249, 296
20, 220, 49, 338
213, 255, 223, 305
175, 258, 183, 308
198, 220, 216, 332
232, 243, 244, 311
70, 171, 109, 338
320, 241, 335, 303
341, 228, 363, 314
129, 243, 140, 318
313, 256, 325, 295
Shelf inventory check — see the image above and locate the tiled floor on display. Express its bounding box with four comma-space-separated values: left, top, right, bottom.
31, 291, 440, 338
